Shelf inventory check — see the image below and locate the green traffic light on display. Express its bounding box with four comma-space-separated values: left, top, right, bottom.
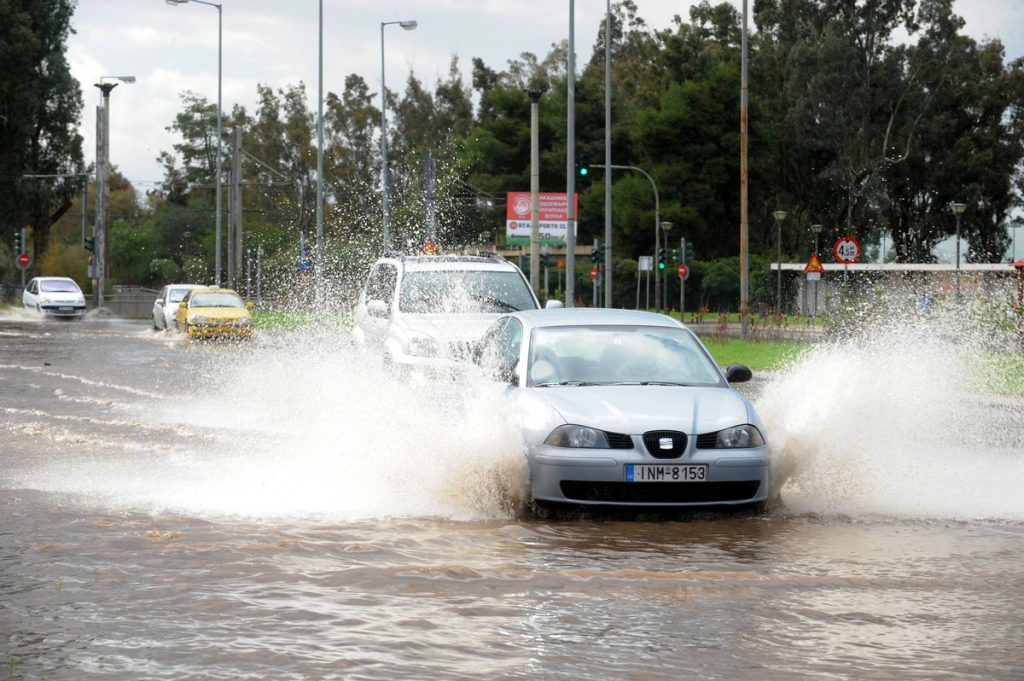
579, 167, 588, 176
658, 262, 665, 270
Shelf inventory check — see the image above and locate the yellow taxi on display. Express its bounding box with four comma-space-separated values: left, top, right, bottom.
174, 288, 254, 339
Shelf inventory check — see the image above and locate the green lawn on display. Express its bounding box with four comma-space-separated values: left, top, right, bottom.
699, 337, 810, 372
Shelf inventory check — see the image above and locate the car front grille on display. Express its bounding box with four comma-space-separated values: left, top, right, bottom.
642, 431, 687, 459
696, 433, 719, 449
606, 432, 634, 449
560, 480, 761, 504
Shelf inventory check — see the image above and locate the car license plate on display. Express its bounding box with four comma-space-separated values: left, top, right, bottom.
626, 464, 707, 482
59, 307, 72, 311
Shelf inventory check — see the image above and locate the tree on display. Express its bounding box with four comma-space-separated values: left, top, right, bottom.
0, 0, 84, 277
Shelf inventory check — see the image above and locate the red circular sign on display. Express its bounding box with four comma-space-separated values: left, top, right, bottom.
677, 263, 688, 279
17, 253, 29, 266
590, 267, 598, 280
833, 236, 861, 264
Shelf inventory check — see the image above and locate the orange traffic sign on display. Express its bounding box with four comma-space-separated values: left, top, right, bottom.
804, 252, 825, 273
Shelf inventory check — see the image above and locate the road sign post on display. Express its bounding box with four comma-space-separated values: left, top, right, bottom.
677, 262, 688, 321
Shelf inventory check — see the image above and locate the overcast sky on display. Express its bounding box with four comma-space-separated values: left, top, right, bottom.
67, 0, 1024, 192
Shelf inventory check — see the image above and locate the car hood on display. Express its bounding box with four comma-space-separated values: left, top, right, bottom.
187, 307, 249, 321
528, 384, 755, 434
396, 313, 496, 342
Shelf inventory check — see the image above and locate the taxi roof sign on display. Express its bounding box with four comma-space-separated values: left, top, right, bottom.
804, 252, 826, 273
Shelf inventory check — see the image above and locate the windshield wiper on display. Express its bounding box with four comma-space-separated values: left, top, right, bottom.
606, 381, 693, 386
474, 295, 520, 312
534, 380, 598, 387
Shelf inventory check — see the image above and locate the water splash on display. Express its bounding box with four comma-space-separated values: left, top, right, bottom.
758, 304, 1024, 522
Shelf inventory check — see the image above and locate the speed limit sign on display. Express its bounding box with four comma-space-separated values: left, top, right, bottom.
834, 236, 861, 264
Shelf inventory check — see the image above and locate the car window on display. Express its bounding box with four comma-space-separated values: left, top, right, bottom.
365, 264, 397, 306
40, 280, 81, 293
398, 270, 536, 314
492, 318, 523, 378
529, 325, 724, 387
190, 292, 244, 308
168, 288, 191, 303
28, 280, 38, 294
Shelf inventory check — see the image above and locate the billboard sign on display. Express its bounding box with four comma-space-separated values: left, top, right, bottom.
505, 192, 578, 245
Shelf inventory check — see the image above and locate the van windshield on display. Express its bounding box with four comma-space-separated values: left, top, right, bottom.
399, 271, 537, 314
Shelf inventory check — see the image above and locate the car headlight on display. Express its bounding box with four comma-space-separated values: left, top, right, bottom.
715, 425, 765, 449
544, 424, 610, 449
41, 297, 52, 304
192, 315, 209, 324
407, 334, 439, 357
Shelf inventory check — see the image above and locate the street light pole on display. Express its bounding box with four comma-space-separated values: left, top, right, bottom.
950, 202, 966, 300
316, 0, 324, 308
525, 87, 546, 293
380, 19, 418, 252
811, 223, 822, 317
773, 210, 787, 312
565, 0, 576, 308
603, 0, 612, 308
166, 0, 222, 287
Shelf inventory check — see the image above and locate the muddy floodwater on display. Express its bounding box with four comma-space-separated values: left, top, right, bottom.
2, 313, 1023, 680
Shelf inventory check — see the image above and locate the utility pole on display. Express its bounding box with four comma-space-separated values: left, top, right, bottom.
739, 0, 750, 337
94, 84, 115, 310
603, 0, 613, 308
526, 88, 545, 293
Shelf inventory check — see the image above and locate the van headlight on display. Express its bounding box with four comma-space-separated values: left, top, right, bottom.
544, 425, 610, 449
715, 425, 765, 448
407, 334, 439, 357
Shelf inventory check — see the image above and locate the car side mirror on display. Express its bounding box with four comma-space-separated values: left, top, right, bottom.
367, 300, 389, 318
724, 363, 753, 383
544, 299, 564, 309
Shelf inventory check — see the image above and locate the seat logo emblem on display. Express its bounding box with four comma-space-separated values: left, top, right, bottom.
659, 437, 673, 450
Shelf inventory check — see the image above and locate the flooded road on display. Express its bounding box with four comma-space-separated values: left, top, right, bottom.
2, 313, 1023, 680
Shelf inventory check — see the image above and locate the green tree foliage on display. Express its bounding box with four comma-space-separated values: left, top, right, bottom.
0, 0, 83, 280
138, 0, 1023, 307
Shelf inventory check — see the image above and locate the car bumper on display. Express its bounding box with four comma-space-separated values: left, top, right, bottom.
528, 445, 770, 507
187, 323, 253, 338
39, 304, 86, 317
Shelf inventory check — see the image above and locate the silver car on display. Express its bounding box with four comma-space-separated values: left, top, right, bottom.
475, 309, 769, 510
22, 277, 87, 318
152, 284, 207, 330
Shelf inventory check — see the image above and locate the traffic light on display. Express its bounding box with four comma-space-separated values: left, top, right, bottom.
671, 248, 681, 263
657, 247, 666, 270
84, 236, 95, 252
14, 231, 23, 253
576, 155, 590, 181
685, 241, 694, 263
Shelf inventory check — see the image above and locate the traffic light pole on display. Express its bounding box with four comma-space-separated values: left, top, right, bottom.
591, 163, 660, 311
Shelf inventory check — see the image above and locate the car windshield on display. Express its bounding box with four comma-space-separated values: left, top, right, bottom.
168, 288, 196, 303
398, 270, 537, 314
190, 292, 244, 308
40, 280, 80, 293
528, 325, 725, 387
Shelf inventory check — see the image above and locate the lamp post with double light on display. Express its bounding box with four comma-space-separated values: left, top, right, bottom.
950, 202, 966, 300
166, 0, 222, 287
380, 19, 417, 251
772, 210, 787, 311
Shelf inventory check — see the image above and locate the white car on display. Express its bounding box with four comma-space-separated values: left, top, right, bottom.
352, 254, 559, 374
474, 308, 769, 511
153, 284, 208, 330
22, 277, 87, 318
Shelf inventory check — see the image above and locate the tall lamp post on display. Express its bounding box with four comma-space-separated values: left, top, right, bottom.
772, 210, 787, 311
950, 202, 966, 300
166, 0, 222, 287
380, 19, 418, 251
